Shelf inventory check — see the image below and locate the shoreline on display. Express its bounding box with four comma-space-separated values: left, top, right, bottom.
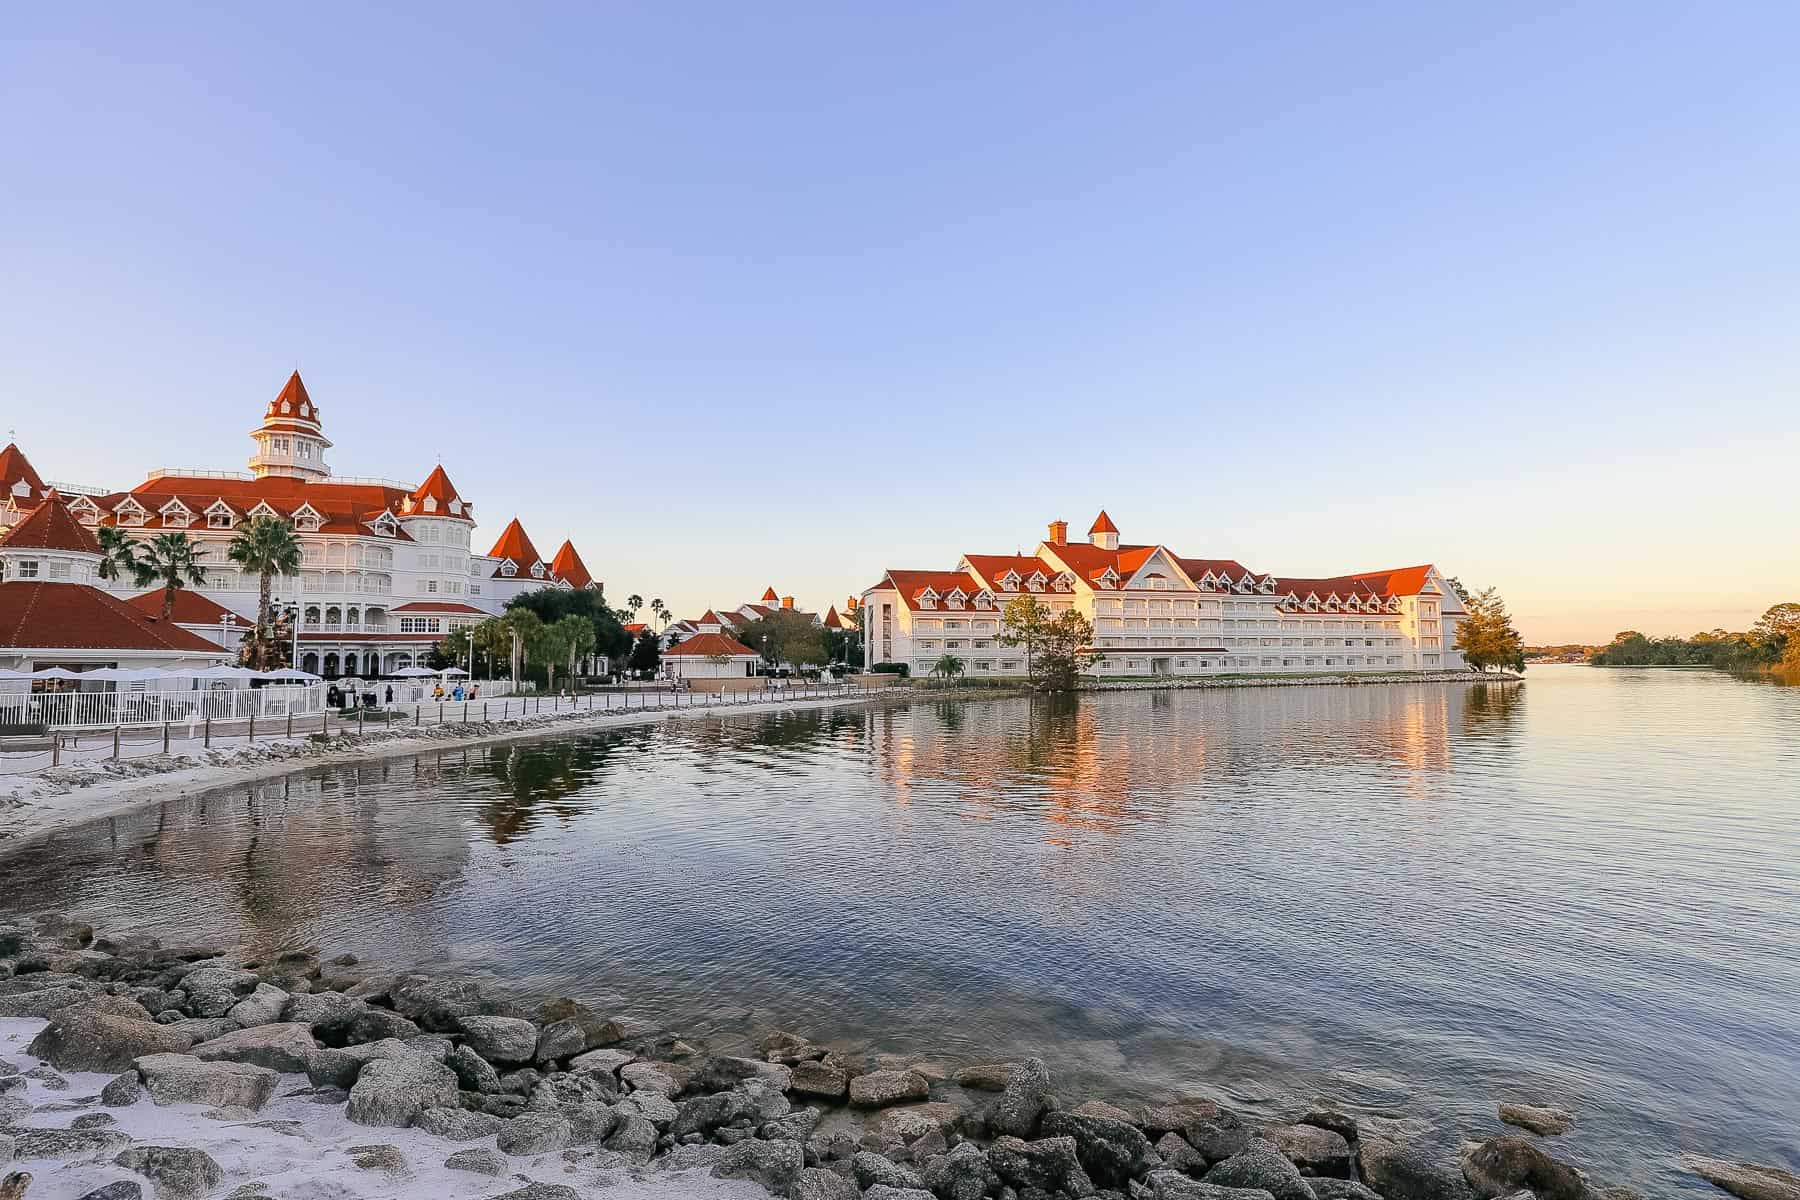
1, 671, 1518, 851
0, 913, 1716, 1200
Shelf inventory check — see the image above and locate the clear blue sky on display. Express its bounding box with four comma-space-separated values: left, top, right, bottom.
4, 3, 1797, 642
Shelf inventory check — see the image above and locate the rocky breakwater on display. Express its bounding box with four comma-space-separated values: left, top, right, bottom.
0, 912, 1788, 1200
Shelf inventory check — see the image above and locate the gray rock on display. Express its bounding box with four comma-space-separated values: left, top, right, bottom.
113, 1146, 225, 1200
224, 984, 289, 1028
1146, 1168, 1280, 1200
403, 1033, 453, 1061
76, 1183, 145, 1200
864, 1189, 938, 1200
851, 1068, 930, 1109
564, 1099, 620, 1143
102, 1071, 144, 1107
1459, 1137, 1585, 1200
925, 1140, 1002, 1200
1075, 1099, 1141, 1123
790, 1167, 860, 1200
990, 1058, 1053, 1137
0, 985, 95, 1018
1679, 1155, 1800, 1200
346, 1054, 459, 1127
626, 1088, 680, 1125
1158, 1133, 1210, 1176
696, 1055, 794, 1093
621, 1060, 686, 1096
1203, 1140, 1317, 1200
1185, 1111, 1254, 1165
314, 1004, 422, 1047
604, 1112, 659, 1164
444, 1147, 509, 1176
389, 975, 486, 1032
191, 1022, 317, 1073
762, 1107, 821, 1143
1142, 1099, 1223, 1135
790, 1058, 850, 1100
448, 1043, 502, 1092
12, 1127, 133, 1159
1497, 1104, 1575, 1138
303, 1038, 413, 1089
1360, 1138, 1476, 1200
498, 1111, 574, 1155
534, 1018, 587, 1064
1043, 1109, 1161, 1187
346, 1143, 409, 1175
673, 1089, 764, 1137
493, 1186, 583, 1200
458, 1015, 540, 1065
282, 990, 366, 1027
713, 1137, 805, 1196
164, 1018, 239, 1044
570, 1047, 636, 1076
135, 1052, 278, 1111
71, 1114, 118, 1130
989, 1134, 1096, 1197
1296, 1110, 1360, 1147
411, 1106, 504, 1140
1308, 1183, 1384, 1200
1262, 1124, 1352, 1178
177, 967, 260, 1018
26, 999, 194, 1072
953, 1063, 1016, 1092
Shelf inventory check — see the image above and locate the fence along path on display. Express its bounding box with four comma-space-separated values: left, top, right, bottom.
0, 682, 872, 775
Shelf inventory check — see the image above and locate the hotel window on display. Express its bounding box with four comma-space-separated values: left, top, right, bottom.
47, 560, 71, 580
209, 512, 233, 529
426, 580, 438, 593
17, 560, 39, 578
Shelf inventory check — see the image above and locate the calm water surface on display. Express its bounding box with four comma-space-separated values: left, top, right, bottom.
4, 666, 1797, 1194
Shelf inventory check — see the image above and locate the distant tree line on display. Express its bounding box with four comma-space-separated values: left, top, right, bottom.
1589, 603, 1800, 672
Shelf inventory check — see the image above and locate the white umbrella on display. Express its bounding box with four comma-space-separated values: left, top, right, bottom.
31, 667, 85, 679
440, 667, 470, 677
197, 665, 258, 679
258, 668, 321, 682
390, 667, 436, 678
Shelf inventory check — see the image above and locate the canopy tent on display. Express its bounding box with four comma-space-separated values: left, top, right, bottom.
389, 667, 436, 678
258, 668, 321, 682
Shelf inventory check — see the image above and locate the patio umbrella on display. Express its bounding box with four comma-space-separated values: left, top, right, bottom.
440, 667, 470, 677
390, 667, 436, 678
259, 668, 321, 682
30, 667, 85, 679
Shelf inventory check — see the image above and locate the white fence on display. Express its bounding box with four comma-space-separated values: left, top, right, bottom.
0, 684, 327, 730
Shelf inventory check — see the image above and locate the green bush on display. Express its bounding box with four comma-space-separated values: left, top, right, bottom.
869, 662, 910, 677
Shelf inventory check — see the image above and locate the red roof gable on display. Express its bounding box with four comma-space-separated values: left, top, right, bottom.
0, 581, 223, 653
761, 587, 779, 602
264, 371, 322, 430
879, 569, 986, 611
0, 493, 100, 555
0, 443, 47, 506
822, 606, 842, 629
963, 554, 1057, 589
664, 631, 758, 657
126, 589, 250, 627
549, 540, 594, 590
486, 518, 544, 572
1089, 510, 1118, 535
409, 465, 465, 514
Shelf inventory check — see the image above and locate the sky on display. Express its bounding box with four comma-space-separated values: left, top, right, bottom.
3, 3, 1797, 644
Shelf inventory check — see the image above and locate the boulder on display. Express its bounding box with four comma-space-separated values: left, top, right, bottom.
1497, 1104, 1575, 1138
855, 1151, 928, 1190
1309, 1184, 1384, 1200
673, 1089, 767, 1137
457, 1015, 540, 1065
389, 975, 486, 1031
444, 1147, 509, 1176
791, 1167, 861, 1200
304, 1038, 416, 1089
1043, 1109, 1161, 1187
1203, 1140, 1317, 1200
1141, 1099, 1221, 1135
412, 1106, 504, 1140
27, 1001, 195, 1072
0, 986, 94, 1019
762, 1107, 821, 1143
570, 1047, 636, 1076
878, 1102, 962, 1144
864, 1189, 937, 1200
11, 1128, 133, 1159
1460, 1137, 1585, 1200
695, 1055, 794, 1093
925, 1140, 1002, 1200
626, 1087, 680, 1125
1360, 1138, 1476, 1200
1185, 1111, 1254, 1165
1262, 1124, 1352, 1178
191, 1022, 318, 1073
713, 1137, 804, 1196
1146, 1168, 1280, 1200
223, 984, 289, 1028
621, 1061, 686, 1097
101, 1071, 143, 1107
1075, 1099, 1141, 1123
314, 1004, 422, 1047
76, 1183, 144, 1200
954, 1063, 1016, 1092
135, 1053, 278, 1111
533, 1018, 587, 1064
282, 990, 366, 1028
789, 1059, 849, 1100
605, 1113, 659, 1164
565, 1100, 620, 1143
346, 1054, 459, 1127
176, 967, 259, 1018
851, 1068, 930, 1109
493, 1186, 582, 1200
989, 1135, 1096, 1197
163, 1018, 239, 1044
112, 1146, 225, 1200
498, 1111, 573, 1155
1157, 1133, 1210, 1176
1679, 1156, 1800, 1200
990, 1058, 1053, 1137
346, 1143, 409, 1175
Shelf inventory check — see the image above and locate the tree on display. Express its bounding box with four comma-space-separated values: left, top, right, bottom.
502, 607, 542, 687
134, 532, 209, 623
1454, 587, 1526, 673
931, 653, 965, 682
997, 594, 1051, 678
95, 526, 141, 586
1032, 609, 1099, 691
627, 629, 662, 675
503, 587, 631, 667
624, 594, 644, 621
227, 516, 303, 671
649, 598, 669, 629
1751, 603, 1800, 654
735, 610, 828, 673
556, 613, 596, 684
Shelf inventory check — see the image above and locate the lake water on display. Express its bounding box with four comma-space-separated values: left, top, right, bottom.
4, 666, 1796, 1195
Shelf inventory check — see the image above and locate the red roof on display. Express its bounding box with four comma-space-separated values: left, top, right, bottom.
1175, 557, 1256, 589
392, 601, 488, 615
549, 540, 594, 590
696, 609, 727, 626
263, 371, 322, 430
486, 518, 544, 575
1042, 541, 1160, 584
408, 465, 467, 516
126, 589, 250, 627
664, 631, 758, 657
0, 493, 101, 554
102, 476, 416, 540
0, 444, 47, 506
1089, 510, 1118, 535
623, 622, 648, 635
760, 587, 779, 602
0, 581, 224, 653
963, 554, 1057, 590
822, 606, 842, 629
880, 569, 988, 611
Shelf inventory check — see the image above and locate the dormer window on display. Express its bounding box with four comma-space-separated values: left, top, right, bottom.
1026, 571, 1046, 592
449, 500, 463, 516
370, 512, 398, 537
68, 496, 100, 526
501, 560, 518, 577
300, 403, 310, 417
159, 501, 193, 529
998, 570, 1020, 592
248, 501, 282, 521
280, 400, 292, 414
530, 562, 545, 578
423, 497, 438, 513
974, 589, 994, 610
206, 502, 236, 530
945, 587, 968, 609
292, 505, 323, 533
114, 498, 148, 528
1054, 573, 1074, 592
1097, 568, 1120, 589
918, 587, 938, 609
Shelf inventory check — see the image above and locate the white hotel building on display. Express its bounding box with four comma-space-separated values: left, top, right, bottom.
0, 372, 601, 677
861, 512, 1466, 679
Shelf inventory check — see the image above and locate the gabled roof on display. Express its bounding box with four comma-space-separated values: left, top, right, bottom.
0, 493, 101, 555
408, 465, 467, 516
696, 609, 727, 626
962, 554, 1053, 591
822, 606, 843, 629
391, 601, 488, 615
486, 518, 544, 575
1089, 510, 1118, 535
0, 443, 47, 505
0, 581, 224, 653
549, 540, 594, 590
664, 631, 758, 658
1042, 541, 1160, 586
761, 587, 779, 602
877, 568, 986, 611
126, 589, 250, 627
264, 371, 322, 429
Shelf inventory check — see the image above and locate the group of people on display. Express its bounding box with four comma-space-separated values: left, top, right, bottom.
323, 678, 480, 709
431, 682, 479, 702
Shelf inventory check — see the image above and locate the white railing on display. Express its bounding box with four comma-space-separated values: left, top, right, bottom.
0, 684, 327, 730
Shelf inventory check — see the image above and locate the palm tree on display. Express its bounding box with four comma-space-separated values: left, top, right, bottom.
136, 532, 208, 622
502, 608, 542, 688
228, 517, 303, 669
932, 653, 965, 682
559, 614, 597, 684
94, 526, 141, 587
649, 598, 669, 629
625, 594, 644, 621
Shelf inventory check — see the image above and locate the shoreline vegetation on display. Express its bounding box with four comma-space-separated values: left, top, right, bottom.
1528, 603, 1799, 675
4, 913, 1781, 1200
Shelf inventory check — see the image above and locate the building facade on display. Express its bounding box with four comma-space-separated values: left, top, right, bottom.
861, 512, 1466, 679
0, 372, 603, 678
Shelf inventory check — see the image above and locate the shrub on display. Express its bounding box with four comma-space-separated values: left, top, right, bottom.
869, 661, 910, 677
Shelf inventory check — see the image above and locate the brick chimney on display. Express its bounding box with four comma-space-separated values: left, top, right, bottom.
1047, 519, 1068, 547
781, 595, 795, 610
